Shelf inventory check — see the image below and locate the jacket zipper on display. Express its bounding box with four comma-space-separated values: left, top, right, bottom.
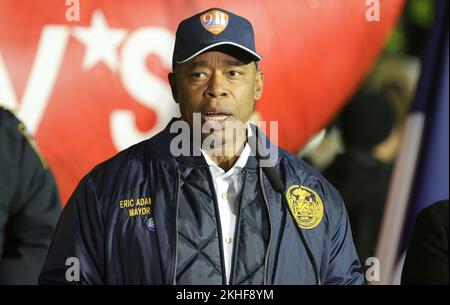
171, 170, 181, 285
204, 168, 227, 284
260, 167, 273, 285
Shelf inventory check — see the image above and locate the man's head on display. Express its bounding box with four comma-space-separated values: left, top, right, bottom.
168, 8, 263, 149
340, 89, 395, 152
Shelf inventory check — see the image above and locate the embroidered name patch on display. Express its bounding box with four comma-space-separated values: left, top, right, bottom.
119, 197, 152, 217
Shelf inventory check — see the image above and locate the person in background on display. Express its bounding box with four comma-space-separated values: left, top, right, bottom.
0, 107, 61, 284
322, 89, 396, 267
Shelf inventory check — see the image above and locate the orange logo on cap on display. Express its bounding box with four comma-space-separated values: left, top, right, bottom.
200, 10, 229, 35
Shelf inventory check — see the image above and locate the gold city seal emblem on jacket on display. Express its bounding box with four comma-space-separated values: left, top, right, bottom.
285, 185, 324, 229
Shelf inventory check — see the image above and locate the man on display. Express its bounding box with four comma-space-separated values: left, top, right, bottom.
0, 107, 61, 284
39, 8, 363, 285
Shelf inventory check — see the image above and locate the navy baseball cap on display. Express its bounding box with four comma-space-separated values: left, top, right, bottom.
172, 8, 262, 70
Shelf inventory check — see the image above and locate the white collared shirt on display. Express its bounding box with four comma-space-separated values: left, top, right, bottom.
201, 125, 252, 284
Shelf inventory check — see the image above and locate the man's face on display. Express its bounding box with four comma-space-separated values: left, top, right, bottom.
169, 50, 263, 145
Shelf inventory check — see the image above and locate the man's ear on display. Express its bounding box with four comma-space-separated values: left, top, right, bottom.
254, 70, 264, 101
168, 72, 178, 103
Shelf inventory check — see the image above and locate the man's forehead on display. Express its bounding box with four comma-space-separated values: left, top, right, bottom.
188, 52, 248, 67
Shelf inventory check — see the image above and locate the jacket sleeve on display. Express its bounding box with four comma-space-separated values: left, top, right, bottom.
0, 109, 61, 284
39, 175, 105, 284
324, 190, 365, 285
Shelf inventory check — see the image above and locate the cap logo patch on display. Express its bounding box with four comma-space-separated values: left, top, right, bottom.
200, 9, 229, 35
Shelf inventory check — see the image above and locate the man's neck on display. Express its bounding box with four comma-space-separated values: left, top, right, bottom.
210, 155, 239, 172
203, 132, 248, 172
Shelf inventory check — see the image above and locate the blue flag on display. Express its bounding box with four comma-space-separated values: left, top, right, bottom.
402, 0, 449, 250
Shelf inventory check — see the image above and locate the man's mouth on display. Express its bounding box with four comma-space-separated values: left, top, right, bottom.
201, 112, 232, 122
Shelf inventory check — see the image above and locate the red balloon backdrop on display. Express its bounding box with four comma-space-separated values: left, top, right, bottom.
0, 0, 405, 203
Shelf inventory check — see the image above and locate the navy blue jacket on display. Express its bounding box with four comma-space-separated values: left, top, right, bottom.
39, 119, 363, 285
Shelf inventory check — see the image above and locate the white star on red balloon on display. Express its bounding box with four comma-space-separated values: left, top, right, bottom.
72, 10, 127, 71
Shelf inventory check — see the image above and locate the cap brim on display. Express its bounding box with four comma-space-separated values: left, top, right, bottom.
176, 41, 262, 64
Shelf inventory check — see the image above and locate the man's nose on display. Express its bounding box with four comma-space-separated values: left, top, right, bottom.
205, 73, 228, 98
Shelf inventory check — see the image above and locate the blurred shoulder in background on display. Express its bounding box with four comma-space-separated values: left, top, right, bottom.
0, 107, 61, 284
401, 199, 449, 285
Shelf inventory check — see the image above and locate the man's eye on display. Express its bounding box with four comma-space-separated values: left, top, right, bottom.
191, 72, 207, 79
227, 70, 242, 78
